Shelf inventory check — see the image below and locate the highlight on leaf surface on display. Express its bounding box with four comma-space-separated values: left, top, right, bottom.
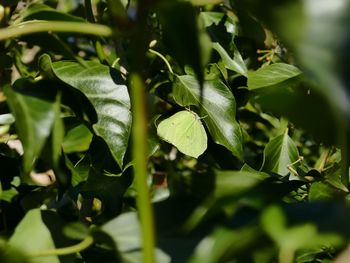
157, 110, 207, 158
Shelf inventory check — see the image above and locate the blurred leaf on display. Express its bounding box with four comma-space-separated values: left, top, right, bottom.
41, 55, 132, 168
261, 206, 343, 262
255, 85, 338, 145
4, 79, 58, 174
189, 0, 223, 6
157, 1, 211, 83
101, 212, 140, 252
261, 130, 299, 175
173, 75, 243, 159
308, 182, 345, 201
63, 222, 89, 240
215, 170, 268, 197
189, 226, 260, 263
101, 212, 170, 262
212, 42, 247, 76
261, 205, 286, 242
15, 3, 85, 23
239, 0, 350, 127
0, 239, 29, 263
9, 209, 59, 263
0, 188, 18, 202
247, 63, 302, 90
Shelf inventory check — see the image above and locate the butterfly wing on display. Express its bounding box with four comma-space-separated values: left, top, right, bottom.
157, 111, 207, 158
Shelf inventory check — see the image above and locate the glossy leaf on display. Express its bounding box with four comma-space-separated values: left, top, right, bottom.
212, 42, 247, 76
9, 209, 59, 263
261, 130, 299, 175
42, 55, 131, 168
247, 63, 302, 90
4, 80, 57, 174
173, 75, 243, 160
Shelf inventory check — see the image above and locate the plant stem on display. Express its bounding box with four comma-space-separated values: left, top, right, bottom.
130, 73, 155, 263
84, 0, 109, 64
29, 236, 94, 257
148, 49, 174, 74
0, 20, 112, 41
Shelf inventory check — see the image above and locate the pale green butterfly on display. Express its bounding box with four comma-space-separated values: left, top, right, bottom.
157, 110, 207, 158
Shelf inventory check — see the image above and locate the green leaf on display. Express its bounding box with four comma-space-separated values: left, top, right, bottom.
215, 170, 268, 197
212, 42, 247, 76
101, 212, 140, 252
261, 130, 299, 175
42, 55, 131, 168
261, 206, 343, 260
157, 110, 207, 158
9, 209, 59, 263
0, 239, 29, 263
62, 123, 93, 153
308, 182, 344, 201
189, 226, 259, 263
4, 80, 58, 174
101, 212, 170, 262
247, 63, 302, 90
200, 12, 238, 34
173, 75, 243, 160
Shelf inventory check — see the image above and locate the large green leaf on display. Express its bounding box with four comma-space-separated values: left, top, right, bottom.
247, 63, 302, 90
261, 130, 299, 175
173, 75, 243, 160
44, 56, 131, 168
4, 80, 58, 174
9, 209, 59, 263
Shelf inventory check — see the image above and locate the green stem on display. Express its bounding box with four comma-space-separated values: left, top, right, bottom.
84, 0, 109, 64
148, 49, 174, 74
29, 236, 94, 257
0, 20, 112, 41
84, 0, 95, 23
130, 73, 155, 263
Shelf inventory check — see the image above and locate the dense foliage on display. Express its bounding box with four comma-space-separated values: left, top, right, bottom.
0, 0, 350, 262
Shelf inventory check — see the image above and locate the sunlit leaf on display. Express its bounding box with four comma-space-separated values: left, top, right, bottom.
261, 130, 299, 175
173, 75, 243, 160
41, 55, 132, 168
212, 42, 247, 76
247, 63, 302, 90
